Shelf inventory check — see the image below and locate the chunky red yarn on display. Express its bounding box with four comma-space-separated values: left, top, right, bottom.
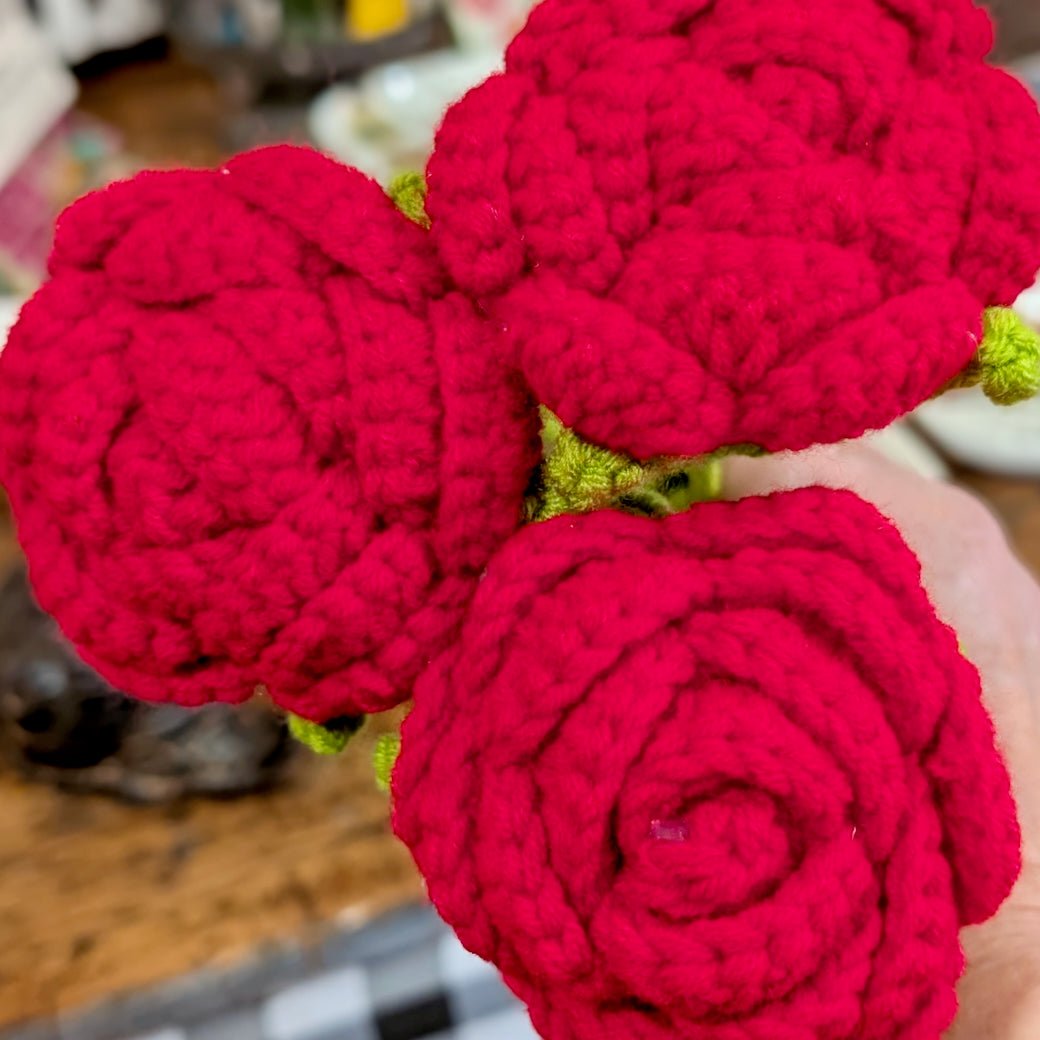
0, 1, 1031, 1032
394, 488, 1021, 1040
0, 146, 537, 719
427, 0, 1040, 459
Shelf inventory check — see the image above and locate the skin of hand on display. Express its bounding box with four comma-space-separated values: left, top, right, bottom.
724, 443, 1040, 1040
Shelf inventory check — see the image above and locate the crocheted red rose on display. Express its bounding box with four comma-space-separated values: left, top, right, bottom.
428, 0, 1040, 458
394, 488, 1020, 1040
0, 146, 537, 721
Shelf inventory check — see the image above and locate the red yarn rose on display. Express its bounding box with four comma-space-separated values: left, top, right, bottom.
0, 146, 536, 720
394, 488, 1020, 1040
427, 0, 1040, 458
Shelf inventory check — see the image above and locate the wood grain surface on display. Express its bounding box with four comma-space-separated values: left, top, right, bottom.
0, 706, 420, 1028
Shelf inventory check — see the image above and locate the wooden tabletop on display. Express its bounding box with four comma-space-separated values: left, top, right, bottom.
0, 713, 421, 1031
957, 469, 1040, 578
0, 713, 420, 1029
0, 478, 426, 1031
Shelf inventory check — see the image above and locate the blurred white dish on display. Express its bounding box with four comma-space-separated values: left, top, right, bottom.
914, 390, 1040, 477
0, 296, 22, 354
308, 48, 501, 184
442, 0, 536, 51
359, 48, 501, 146
1014, 281, 1040, 327
910, 283, 1040, 477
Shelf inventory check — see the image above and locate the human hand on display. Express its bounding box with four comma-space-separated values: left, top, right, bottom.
725, 443, 1040, 1039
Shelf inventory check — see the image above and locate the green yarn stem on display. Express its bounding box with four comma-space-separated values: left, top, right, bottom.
387, 171, 430, 228
374, 733, 402, 792
950, 307, 1040, 405
528, 407, 755, 523
287, 713, 364, 756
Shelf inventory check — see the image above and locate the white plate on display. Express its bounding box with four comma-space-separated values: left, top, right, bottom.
0, 296, 23, 354
910, 284, 1040, 476
308, 48, 501, 184
914, 390, 1040, 477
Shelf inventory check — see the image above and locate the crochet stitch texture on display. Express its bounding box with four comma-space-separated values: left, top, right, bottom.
428, 0, 1040, 458
394, 488, 1021, 1040
0, 146, 537, 719
0, 0, 1037, 1036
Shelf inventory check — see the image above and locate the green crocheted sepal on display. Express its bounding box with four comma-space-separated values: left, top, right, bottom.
950, 307, 1040, 405
374, 733, 401, 792
528, 407, 758, 523
387, 171, 430, 228
287, 713, 364, 756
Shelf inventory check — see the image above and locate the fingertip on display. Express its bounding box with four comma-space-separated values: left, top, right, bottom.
721, 443, 856, 501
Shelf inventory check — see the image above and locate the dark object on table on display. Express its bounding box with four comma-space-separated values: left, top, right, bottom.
167, 0, 443, 95
0, 564, 290, 802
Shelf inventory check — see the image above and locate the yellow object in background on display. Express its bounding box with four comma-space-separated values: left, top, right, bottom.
348, 0, 409, 38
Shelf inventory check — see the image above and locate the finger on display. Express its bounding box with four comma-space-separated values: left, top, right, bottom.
723, 443, 966, 566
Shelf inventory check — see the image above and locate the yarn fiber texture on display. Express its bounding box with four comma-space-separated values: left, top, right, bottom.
0, 145, 537, 721
950, 307, 1040, 404
529, 407, 727, 522
0, 1, 1031, 1033
393, 487, 1021, 1040
427, 0, 1040, 459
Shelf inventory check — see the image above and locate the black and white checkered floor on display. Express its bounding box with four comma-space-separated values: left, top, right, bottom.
111, 909, 537, 1040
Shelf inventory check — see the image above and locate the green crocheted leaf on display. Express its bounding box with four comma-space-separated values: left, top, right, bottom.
529, 407, 756, 522
387, 171, 430, 228
288, 713, 364, 755
374, 733, 402, 792
976, 307, 1040, 405
950, 308, 1040, 405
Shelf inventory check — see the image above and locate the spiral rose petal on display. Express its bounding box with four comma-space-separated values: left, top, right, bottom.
427, 0, 1040, 458
394, 487, 1020, 1040
0, 145, 537, 720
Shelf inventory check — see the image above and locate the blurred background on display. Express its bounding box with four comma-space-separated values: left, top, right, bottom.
0, 3, 1039, 1040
